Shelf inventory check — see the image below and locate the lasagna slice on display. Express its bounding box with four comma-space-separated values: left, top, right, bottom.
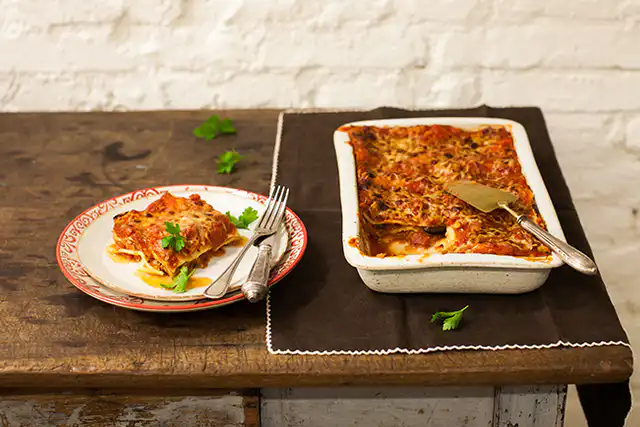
108, 192, 242, 277
342, 124, 551, 258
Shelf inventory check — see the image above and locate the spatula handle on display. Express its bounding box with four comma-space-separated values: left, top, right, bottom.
517, 216, 598, 275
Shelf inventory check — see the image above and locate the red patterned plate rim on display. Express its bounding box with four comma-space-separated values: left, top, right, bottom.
56, 185, 308, 312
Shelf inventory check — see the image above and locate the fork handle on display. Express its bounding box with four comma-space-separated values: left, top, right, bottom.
242, 244, 272, 303
203, 234, 260, 299
517, 216, 598, 276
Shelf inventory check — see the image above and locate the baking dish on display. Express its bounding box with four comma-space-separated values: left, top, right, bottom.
333, 117, 566, 294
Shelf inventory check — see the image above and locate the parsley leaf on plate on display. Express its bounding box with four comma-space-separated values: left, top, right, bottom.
161, 221, 186, 252
173, 266, 194, 293
160, 266, 194, 293
238, 206, 259, 227
216, 149, 243, 174
431, 305, 469, 331
193, 115, 237, 140
226, 206, 259, 229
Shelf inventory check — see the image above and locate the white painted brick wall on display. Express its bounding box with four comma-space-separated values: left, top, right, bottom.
1, 0, 639, 425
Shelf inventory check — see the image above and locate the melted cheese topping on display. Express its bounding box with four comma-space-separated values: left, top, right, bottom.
110, 192, 242, 277
342, 124, 551, 258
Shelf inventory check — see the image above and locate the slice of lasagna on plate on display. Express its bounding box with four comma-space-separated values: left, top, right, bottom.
108, 192, 243, 280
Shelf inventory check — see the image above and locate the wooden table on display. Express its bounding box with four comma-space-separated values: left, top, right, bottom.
0, 110, 632, 426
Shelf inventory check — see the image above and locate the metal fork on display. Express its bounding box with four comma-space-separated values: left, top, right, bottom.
241, 186, 290, 303
203, 185, 290, 299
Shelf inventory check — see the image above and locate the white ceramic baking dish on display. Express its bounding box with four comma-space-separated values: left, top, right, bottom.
334, 117, 566, 294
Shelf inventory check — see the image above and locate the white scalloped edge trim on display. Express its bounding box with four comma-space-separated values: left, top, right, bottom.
265, 109, 632, 356
268, 111, 285, 195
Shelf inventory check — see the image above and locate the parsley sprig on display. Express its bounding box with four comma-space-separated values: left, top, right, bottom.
217, 149, 243, 174
161, 222, 185, 252
431, 305, 469, 331
161, 266, 193, 293
192, 114, 242, 174
193, 115, 236, 140
226, 207, 259, 229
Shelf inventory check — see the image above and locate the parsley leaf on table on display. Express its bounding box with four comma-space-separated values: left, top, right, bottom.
218, 118, 236, 134
161, 221, 186, 252
216, 149, 243, 174
193, 115, 237, 140
160, 266, 194, 293
431, 305, 469, 331
226, 207, 259, 229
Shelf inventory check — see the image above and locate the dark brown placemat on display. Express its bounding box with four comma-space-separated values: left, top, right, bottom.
266, 106, 629, 355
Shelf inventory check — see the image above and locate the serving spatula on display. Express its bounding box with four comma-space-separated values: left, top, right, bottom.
443, 180, 598, 276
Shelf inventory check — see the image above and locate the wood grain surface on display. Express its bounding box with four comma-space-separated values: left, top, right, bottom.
0, 110, 632, 389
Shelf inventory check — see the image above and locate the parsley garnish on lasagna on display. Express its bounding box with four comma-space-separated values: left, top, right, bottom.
107, 193, 242, 280
341, 124, 551, 258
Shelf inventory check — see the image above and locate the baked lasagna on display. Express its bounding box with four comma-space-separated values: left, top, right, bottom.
341, 124, 551, 258
108, 192, 242, 277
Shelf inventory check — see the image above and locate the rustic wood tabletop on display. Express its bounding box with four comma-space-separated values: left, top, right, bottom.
0, 110, 632, 392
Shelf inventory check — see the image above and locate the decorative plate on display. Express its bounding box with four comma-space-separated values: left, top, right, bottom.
56, 185, 308, 312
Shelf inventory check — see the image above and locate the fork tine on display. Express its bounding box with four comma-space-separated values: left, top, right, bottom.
257, 186, 279, 228
265, 185, 284, 226
260, 185, 282, 228
267, 187, 289, 230
265, 187, 288, 230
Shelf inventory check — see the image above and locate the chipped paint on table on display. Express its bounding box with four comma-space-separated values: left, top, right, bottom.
0, 385, 566, 426
494, 385, 567, 427
0, 391, 252, 427
261, 385, 567, 427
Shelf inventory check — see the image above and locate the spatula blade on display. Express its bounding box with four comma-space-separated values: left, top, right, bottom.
444, 181, 518, 213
